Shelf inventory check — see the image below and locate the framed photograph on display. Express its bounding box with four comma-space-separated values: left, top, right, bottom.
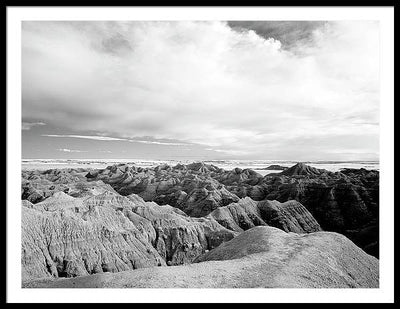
6, 5, 395, 303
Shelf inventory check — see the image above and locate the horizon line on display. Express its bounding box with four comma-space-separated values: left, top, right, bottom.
21, 158, 380, 163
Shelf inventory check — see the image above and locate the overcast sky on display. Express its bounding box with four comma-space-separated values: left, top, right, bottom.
22, 20, 379, 161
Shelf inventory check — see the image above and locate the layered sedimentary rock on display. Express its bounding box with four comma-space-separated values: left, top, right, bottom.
22, 168, 116, 203
22, 162, 380, 259
208, 197, 321, 234
226, 163, 379, 257
262, 164, 288, 170
128, 199, 236, 265
21, 188, 235, 283
86, 163, 244, 217
24, 226, 379, 289
279, 162, 334, 177
21, 194, 165, 282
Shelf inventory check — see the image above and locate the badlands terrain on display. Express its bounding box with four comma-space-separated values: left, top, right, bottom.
21, 162, 379, 288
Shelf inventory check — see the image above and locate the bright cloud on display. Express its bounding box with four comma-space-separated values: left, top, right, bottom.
22, 21, 379, 160
42, 134, 188, 146
43, 134, 128, 141
22, 122, 46, 130
57, 148, 87, 153
130, 140, 187, 146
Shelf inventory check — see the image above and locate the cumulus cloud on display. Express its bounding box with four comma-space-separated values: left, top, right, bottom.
22, 21, 379, 160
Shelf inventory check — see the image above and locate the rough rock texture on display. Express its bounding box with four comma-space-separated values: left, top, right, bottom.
21, 188, 235, 283
22, 168, 117, 202
21, 195, 165, 282
227, 163, 379, 257
22, 162, 380, 260
23, 226, 379, 288
86, 163, 245, 217
129, 200, 236, 265
263, 164, 288, 170
279, 162, 334, 177
208, 197, 321, 234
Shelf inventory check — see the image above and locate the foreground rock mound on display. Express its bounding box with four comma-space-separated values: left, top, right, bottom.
23, 226, 378, 288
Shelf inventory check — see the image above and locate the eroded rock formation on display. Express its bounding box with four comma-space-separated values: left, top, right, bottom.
21, 189, 236, 283
227, 164, 379, 256
85, 163, 244, 217
82, 162, 378, 256
263, 164, 288, 170
23, 226, 379, 288
208, 197, 321, 233
21, 160, 380, 283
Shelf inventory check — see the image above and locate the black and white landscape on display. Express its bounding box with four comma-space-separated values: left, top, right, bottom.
21, 20, 380, 289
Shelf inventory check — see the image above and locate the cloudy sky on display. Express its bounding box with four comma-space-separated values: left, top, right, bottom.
22, 20, 379, 161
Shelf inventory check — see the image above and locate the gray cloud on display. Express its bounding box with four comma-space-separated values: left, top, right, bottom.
100, 32, 133, 55
227, 21, 327, 50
